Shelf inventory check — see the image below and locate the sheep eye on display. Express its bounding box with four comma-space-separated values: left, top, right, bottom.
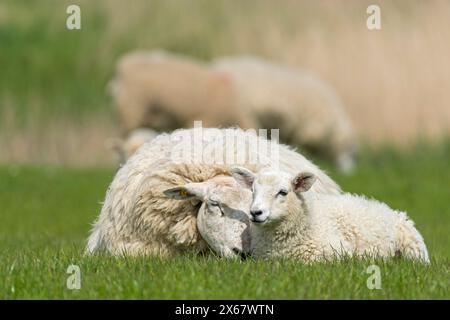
277, 189, 288, 197
208, 200, 224, 215
209, 200, 220, 207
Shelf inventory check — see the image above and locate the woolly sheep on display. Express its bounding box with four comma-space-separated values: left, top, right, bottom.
86, 127, 341, 256
212, 56, 358, 172
230, 167, 429, 263
109, 50, 254, 135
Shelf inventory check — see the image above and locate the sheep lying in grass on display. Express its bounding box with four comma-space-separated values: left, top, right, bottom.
212, 56, 358, 172
230, 167, 430, 263
87, 127, 340, 256
87, 164, 247, 256
109, 50, 253, 135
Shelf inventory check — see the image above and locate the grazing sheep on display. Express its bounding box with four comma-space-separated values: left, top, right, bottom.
87, 127, 341, 256
212, 56, 358, 172
109, 50, 254, 135
230, 167, 430, 263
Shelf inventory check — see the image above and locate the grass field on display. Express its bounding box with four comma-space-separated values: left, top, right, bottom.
1, 0, 449, 300
1, 144, 449, 299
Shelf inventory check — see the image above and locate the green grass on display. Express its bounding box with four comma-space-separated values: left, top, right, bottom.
0, 144, 449, 299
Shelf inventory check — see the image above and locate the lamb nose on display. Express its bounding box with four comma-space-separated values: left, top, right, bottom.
251, 210, 263, 217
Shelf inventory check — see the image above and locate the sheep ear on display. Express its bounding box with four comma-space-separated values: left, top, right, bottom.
292, 172, 316, 193
230, 166, 255, 189
163, 183, 207, 201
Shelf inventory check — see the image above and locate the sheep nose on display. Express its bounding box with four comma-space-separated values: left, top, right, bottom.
250, 210, 263, 217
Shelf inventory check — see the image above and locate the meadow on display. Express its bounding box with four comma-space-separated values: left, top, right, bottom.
1, 144, 449, 299
0, 1, 449, 299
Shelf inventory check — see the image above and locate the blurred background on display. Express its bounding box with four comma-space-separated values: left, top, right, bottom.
1, 0, 449, 165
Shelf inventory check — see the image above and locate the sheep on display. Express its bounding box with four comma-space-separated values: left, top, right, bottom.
87, 163, 244, 256
212, 56, 358, 172
230, 166, 430, 263
109, 50, 254, 136
87, 127, 341, 256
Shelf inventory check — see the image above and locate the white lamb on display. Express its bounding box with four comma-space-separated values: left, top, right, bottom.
87, 127, 341, 256
212, 56, 358, 172
230, 167, 430, 263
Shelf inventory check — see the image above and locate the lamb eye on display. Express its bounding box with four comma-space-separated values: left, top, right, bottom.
277, 190, 288, 197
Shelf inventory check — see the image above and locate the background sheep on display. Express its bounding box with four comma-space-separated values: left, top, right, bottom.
109, 50, 254, 135
231, 167, 429, 263
212, 56, 358, 172
87, 127, 341, 256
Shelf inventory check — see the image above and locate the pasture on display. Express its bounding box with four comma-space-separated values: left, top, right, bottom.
0, 1, 449, 300
1, 144, 448, 299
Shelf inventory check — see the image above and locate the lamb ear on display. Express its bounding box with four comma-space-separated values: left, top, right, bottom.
229, 166, 255, 189
163, 182, 207, 201
292, 172, 316, 193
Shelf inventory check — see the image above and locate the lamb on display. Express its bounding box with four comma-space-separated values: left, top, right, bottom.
212, 56, 358, 172
230, 166, 430, 263
87, 127, 341, 256
109, 50, 254, 135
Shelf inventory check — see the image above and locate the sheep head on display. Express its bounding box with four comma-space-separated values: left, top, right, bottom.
164, 175, 251, 258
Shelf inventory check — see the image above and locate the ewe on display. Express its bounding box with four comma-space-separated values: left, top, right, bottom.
87, 165, 249, 257
87, 127, 340, 256
231, 167, 430, 263
213, 56, 358, 172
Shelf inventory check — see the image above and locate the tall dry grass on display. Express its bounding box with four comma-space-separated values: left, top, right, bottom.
1, 0, 449, 165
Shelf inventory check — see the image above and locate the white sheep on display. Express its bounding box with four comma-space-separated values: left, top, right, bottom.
87, 127, 341, 256
212, 56, 358, 172
109, 50, 254, 135
230, 166, 430, 263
